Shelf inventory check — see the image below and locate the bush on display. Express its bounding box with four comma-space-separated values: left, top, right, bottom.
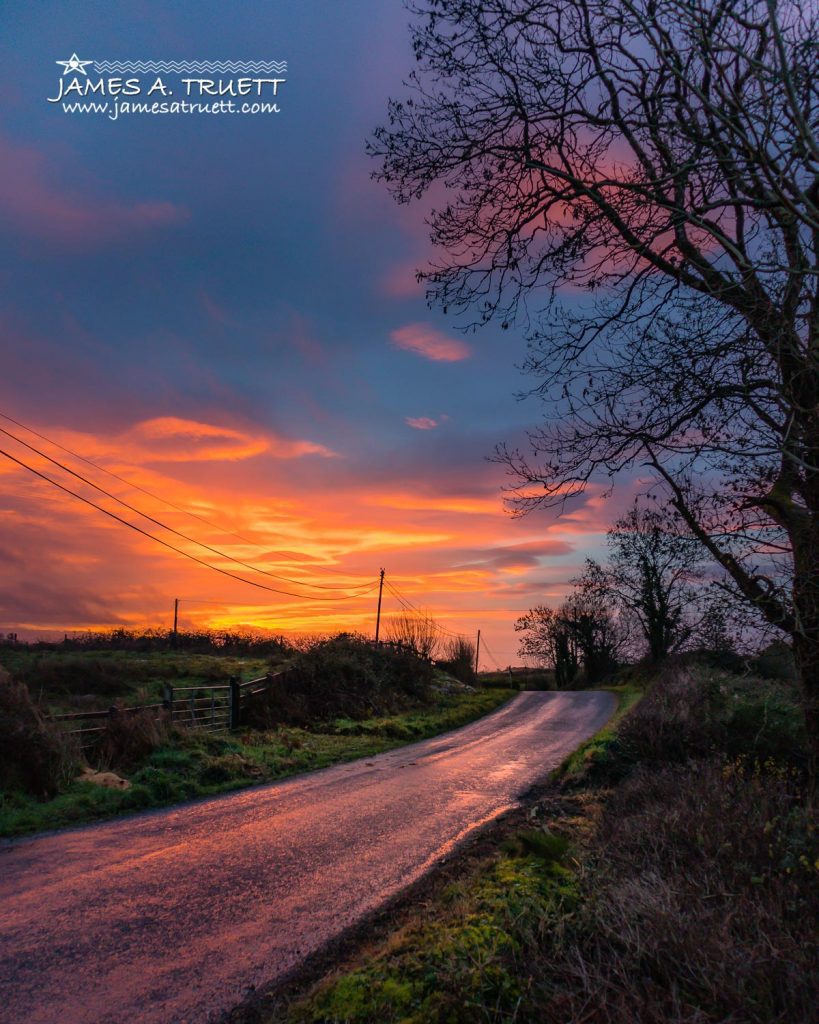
437, 638, 477, 685
33, 628, 292, 657
242, 634, 433, 727
547, 759, 819, 1024
16, 655, 135, 699
0, 669, 79, 797
750, 640, 797, 681
541, 663, 815, 1019
93, 708, 171, 770
612, 666, 806, 776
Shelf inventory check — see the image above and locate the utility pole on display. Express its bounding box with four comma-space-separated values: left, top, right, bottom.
172, 597, 179, 645
475, 629, 481, 675
375, 568, 385, 643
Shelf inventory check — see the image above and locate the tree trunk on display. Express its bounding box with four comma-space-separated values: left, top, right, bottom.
791, 528, 819, 796
792, 635, 818, 798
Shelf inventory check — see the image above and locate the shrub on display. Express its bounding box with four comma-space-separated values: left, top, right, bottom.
436, 637, 477, 685
615, 665, 717, 765
37, 628, 292, 657
750, 640, 797, 681
242, 634, 433, 727
0, 669, 80, 798
16, 655, 135, 699
546, 759, 819, 1024
612, 666, 806, 775
93, 708, 171, 770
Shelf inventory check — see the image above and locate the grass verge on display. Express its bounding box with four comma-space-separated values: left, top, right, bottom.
253, 665, 817, 1024
0, 686, 513, 839
554, 676, 645, 780
0, 647, 276, 712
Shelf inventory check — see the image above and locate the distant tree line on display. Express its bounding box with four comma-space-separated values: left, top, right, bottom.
515, 503, 750, 684
4, 629, 292, 658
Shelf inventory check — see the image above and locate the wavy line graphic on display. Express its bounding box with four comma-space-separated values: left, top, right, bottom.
93, 61, 287, 73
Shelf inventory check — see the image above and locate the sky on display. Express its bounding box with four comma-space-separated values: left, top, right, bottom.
0, 0, 635, 667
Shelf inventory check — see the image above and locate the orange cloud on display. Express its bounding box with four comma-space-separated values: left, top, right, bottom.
405, 416, 438, 430
390, 323, 471, 362
0, 408, 622, 665
370, 490, 503, 516
120, 417, 335, 463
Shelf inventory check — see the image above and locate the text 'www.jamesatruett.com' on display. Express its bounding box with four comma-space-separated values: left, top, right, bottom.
48, 57, 288, 121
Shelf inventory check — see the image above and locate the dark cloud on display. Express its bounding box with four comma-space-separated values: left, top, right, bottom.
0, 580, 127, 629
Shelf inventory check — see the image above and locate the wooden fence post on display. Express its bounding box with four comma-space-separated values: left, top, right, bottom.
229, 677, 241, 730
162, 684, 174, 711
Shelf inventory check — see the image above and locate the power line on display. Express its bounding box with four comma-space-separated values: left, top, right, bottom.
0, 409, 260, 546
0, 413, 536, 638
0, 409, 373, 585
386, 583, 469, 638
0, 423, 376, 596
384, 580, 473, 640
0, 446, 380, 603
480, 637, 504, 671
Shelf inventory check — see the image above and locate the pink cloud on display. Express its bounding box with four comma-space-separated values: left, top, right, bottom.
0, 135, 189, 244
390, 323, 471, 362
382, 260, 424, 298
405, 416, 438, 430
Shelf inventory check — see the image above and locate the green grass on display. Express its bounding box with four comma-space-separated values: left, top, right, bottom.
555, 677, 645, 781
0, 687, 513, 839
288, 846, 577, 1024
0, 648, 276, 713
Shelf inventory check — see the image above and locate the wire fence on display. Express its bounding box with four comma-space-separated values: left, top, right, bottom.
48, 672, 289, 748
44, 637, 501, 750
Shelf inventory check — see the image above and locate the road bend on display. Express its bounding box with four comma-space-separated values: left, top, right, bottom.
0, 690, 615, 1024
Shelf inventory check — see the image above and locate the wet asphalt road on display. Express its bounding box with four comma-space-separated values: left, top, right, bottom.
0, 690, 615, 1024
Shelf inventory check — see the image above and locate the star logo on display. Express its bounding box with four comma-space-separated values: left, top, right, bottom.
56, 53, 93, 76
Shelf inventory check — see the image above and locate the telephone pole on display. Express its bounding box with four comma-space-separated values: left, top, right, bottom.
172, 597, 179, 645
474, 629, 481, 675
375, 568, 385, 643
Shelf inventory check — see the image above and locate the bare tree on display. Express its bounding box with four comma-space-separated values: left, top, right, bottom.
515, 604, 581, 686
607, 503, 704, 662
516, 570, 621, 685
372, 0, 819, 769
568, 562, 624, 681
386, 610, 439, 659
439, 636, 477, 682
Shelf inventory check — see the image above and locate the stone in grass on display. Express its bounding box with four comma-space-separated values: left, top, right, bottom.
76, 767, 131, 790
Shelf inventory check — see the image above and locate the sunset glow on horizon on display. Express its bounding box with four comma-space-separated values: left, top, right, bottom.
0, 0, 639, 666
0, 406, 637, 665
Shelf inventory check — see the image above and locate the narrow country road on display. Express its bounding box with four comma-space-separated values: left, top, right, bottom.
0, 690, 615, 1024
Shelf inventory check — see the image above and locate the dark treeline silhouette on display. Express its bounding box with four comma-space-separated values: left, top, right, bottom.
3, 628, 292, 658
515, 501, 766, 685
